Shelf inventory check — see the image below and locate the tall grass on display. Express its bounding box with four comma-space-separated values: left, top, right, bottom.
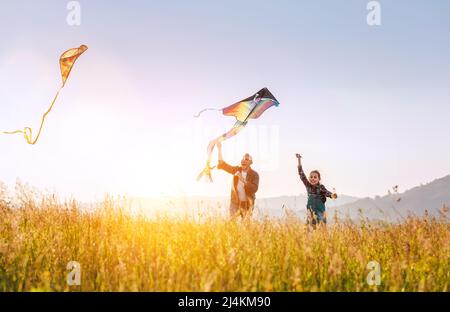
0, 183, 448, 291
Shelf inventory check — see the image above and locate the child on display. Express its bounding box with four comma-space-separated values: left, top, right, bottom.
296, 153, 337, 227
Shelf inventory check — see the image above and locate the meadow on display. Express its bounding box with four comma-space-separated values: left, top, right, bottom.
0, 183, 449, 292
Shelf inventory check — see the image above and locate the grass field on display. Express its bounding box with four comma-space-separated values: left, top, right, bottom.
0, 185, 449, 292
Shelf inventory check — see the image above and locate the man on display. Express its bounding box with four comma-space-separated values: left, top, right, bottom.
216, 142, 259, 219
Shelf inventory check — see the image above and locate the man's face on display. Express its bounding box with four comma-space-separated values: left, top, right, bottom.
309, 172, 320, 185
241, 153, 252, 169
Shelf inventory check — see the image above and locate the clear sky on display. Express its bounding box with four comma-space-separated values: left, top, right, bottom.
1, 0, 449, 201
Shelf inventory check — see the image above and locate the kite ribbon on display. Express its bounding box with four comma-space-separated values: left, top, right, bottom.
196, 120, 247, 182
2, 45, 88, 145
2, 86, 63, 145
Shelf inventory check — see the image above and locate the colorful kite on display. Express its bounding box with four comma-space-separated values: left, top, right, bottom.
2, 45, 88, 145
195, 87, 280, 182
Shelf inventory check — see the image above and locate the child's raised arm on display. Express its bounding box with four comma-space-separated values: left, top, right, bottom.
296, 153, 310, 187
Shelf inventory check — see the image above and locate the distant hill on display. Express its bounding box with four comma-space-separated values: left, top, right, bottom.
331, 175, 450, 222
129, 194, 359, 219
255, 194, 359, 218
123, 175, 450, 222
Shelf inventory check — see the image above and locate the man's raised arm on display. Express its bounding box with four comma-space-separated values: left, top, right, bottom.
217, 142, 239, 175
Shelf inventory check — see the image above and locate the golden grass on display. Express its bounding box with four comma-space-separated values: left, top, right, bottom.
0, 184, 449, 292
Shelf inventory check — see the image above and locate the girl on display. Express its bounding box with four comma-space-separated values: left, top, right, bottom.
296, 153, 337, 227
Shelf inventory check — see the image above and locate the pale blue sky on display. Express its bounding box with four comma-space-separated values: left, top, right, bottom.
1, 1, 449, 201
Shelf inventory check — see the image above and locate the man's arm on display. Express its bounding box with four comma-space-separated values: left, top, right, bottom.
217, 160, 240, 175
216, 142, 239, 175
218, 141, 224, 162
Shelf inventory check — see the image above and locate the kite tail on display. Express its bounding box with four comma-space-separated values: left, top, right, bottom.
196, 121, 247, 182
196, 160, 216, 182
2, 86, 63, 145
195, 136, 222, 182
193, 108, 221, 118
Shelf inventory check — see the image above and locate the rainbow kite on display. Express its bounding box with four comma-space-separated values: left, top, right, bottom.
195, 87, 280, 182
2, 45, 88, 145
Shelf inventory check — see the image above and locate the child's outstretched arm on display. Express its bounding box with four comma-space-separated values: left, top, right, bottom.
321, 185, 337, 199
296, 153, 310, 187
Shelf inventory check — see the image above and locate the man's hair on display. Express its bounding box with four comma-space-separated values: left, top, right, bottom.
310, 170, 321, 180
242, 153, 253, 164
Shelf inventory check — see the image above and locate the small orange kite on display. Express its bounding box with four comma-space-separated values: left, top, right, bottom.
3, 45, 88, 145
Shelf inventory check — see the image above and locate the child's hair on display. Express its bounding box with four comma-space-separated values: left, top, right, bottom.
310, 170, 321, 180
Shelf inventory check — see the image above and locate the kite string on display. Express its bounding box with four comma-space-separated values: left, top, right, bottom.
193, 108, 221, 118
194, 93, 260, 118
2, 85, 63, 145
